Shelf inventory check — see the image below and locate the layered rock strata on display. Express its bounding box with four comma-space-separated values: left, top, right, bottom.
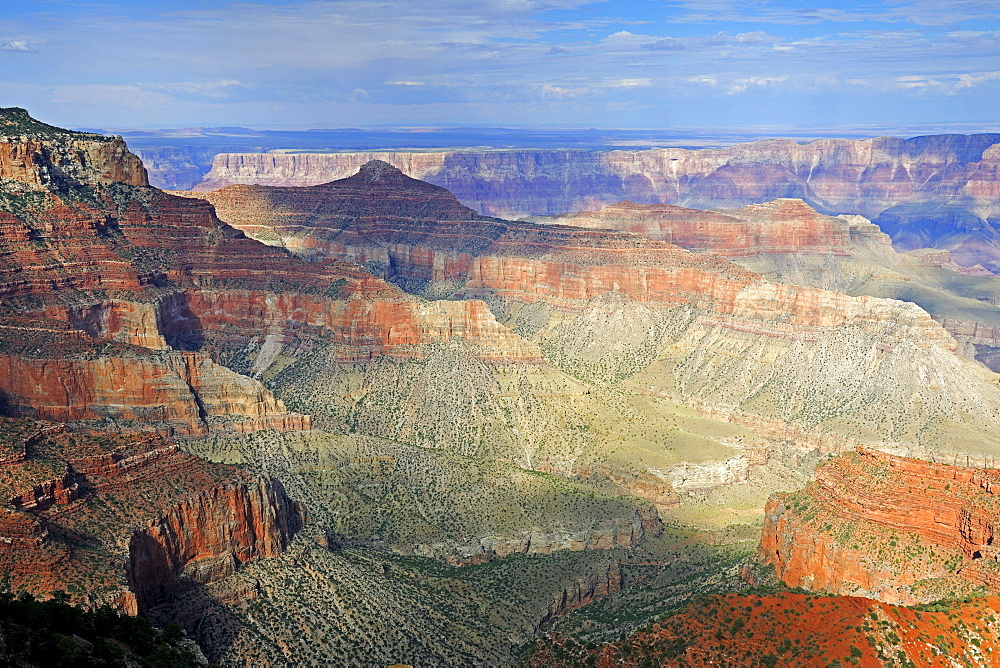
192, 160, 1000, 463
127, 476, 303, 611
535, 197, 1000, 377
0, 107, 147, 189
526, 198, 893, 258
0, 112, 536, 434
0, 348, 308, 436
197, 161, 953, 341
0, 419, 303, 613
192, 135, 1000, 269
429, 505, 660, 566
761, 449, 1000, 604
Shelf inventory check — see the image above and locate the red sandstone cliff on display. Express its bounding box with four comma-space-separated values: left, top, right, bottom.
0, 112, 540, 433
126, 476, 303, 611
526, 198, 885, 257
0, 419, 303, 613
0, 347, 310, 436
760, 449, 1000, 604
198, 161, 955, 347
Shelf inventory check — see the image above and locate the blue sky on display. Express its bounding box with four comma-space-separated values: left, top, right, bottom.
2, 0, 1000, 132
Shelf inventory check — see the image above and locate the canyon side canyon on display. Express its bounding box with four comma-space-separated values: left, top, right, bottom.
5, 106, 1000, 665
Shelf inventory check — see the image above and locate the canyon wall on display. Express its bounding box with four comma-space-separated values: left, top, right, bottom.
193, 134, 1000, 269
526, 198, 866, 257
0, 107, 147, 189
193, 160, 1000, 464
421, 505, 660, 566
761, 449, 1000, 604
126, 476, 303, 611
0, 114, 542, 433
0, 420, 304, 613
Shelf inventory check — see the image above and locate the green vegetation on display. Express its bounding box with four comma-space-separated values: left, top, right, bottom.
0, 591, 199, 667
186, 428, 650, 559
0, 107, 109, 141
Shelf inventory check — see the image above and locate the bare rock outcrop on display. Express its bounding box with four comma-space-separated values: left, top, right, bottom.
0, 419, 303, 613
0, 347, 309, 436
0, 107, 147, 189
126, 476, 303, 611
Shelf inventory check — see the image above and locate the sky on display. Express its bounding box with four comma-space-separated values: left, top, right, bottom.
2, 0, 1000, 133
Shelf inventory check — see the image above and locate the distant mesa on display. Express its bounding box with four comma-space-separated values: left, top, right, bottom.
186, 134, 1000, 271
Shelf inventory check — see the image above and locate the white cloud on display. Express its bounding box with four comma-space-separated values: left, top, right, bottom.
689, 74, 787, 94
890, 71, 1000, 94
143, 80, 244, 98
733, 30, 781, 45
688, 75, 719, 87
642, 37, 685, 51
536, 77, 651, 97
1, 40, 34, 52
608, 78, 651, 88
665, 0, 1000, 25
955, 71, 1000, 90
726, 76, 787, 94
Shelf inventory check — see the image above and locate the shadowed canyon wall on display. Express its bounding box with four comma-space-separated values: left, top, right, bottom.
126, 476, 303, 611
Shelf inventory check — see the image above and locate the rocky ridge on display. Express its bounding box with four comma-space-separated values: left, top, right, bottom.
526, 198, 860, 257
536, 196, 1000, 375
192, 162, 1000, 464
0, 115, 536, 435
0, 107, 147, 190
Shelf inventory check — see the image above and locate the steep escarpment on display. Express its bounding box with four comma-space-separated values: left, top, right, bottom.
0, 107, 147, 189
127, 476, 303, 611
0, 342, 309, 436
197, 161, 946, 331
527, 198, 856, 256
192, 163, 1000, 463
540, 198, 1000, 377
760, 449, 1000, 604
0, 419, 302, 613
192, 135, 1000, 269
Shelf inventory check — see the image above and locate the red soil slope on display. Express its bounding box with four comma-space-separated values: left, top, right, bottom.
530, 591, 1000, 667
